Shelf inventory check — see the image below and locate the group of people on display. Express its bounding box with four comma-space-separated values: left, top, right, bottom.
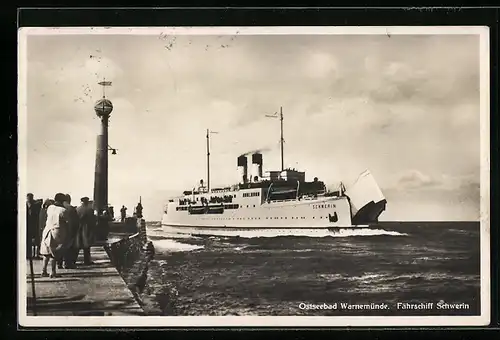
26, 193, 96, 278
119, 202, 143, 222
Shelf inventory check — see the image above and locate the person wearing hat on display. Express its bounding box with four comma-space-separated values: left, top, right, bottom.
75, 196, 96, 265
38, 198, 54, 256
57, 194, 79, 269
39, 193, 69, 278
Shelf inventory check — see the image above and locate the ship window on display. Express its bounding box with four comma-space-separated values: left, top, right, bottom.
313, 217, 315, 219
280, 217, 283, 219
253, 205, 255, 208
233, 195, 236, 198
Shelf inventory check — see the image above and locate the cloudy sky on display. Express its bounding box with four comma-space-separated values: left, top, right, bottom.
21, 29, 483, 221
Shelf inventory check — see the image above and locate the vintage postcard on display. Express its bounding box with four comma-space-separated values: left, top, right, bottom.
18, 26, 490, 327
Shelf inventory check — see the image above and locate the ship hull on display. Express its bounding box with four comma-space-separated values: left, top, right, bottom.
162, 195, 354, 230
161, 224, 371, 237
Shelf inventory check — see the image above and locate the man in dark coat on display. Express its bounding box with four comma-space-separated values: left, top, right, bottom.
57, 194, 79, 269
120, 205, 127, 222
76, 197, 96, 265
26, 193, 42, 259
135, 202, 143, 219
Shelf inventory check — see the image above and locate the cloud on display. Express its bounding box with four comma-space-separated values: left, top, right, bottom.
381, 170, 480, 221
397, 170, 441, 189
22, 33, 482, 221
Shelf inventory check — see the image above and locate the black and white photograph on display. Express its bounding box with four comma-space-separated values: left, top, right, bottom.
18, 26, 490, 327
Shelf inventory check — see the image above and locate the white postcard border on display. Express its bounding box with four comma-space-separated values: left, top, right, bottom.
18, 25, 491, 328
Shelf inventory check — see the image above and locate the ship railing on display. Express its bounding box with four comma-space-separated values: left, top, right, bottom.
266, 198, 299, 204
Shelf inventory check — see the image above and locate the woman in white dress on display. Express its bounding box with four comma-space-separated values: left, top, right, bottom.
39, 193, 69, 278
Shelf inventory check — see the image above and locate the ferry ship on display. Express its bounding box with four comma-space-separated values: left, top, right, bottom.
161, 108, 387, 234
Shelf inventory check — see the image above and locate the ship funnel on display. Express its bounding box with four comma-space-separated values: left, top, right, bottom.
237, 155, 248, 184
251, 153, 263, 181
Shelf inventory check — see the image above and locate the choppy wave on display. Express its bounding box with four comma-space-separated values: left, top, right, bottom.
136, 221, 480, 316
147, 228, 200, 240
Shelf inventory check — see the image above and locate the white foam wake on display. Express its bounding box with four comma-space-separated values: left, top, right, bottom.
147, 227, 198, 239
151, 239, 204, 252
161, 226, 407, 239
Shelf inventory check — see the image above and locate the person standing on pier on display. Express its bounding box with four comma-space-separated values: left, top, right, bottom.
26, 193, 42, 259
38, 199, 54, 254
108, 206, 115, 221
57, 194, 79, 269
40, 193, 69, 278
120, 205, 127, 222
75, 197, 96, 265
135, 202, 143, 219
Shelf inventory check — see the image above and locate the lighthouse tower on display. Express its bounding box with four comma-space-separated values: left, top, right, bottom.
93, 80, 113, 239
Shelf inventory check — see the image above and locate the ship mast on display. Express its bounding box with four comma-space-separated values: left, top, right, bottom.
206, 128, 210, 193
280, 106, 284, 171
266, 106, 285, 171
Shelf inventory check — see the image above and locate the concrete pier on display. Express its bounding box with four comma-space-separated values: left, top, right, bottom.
26, 219, 148, 316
